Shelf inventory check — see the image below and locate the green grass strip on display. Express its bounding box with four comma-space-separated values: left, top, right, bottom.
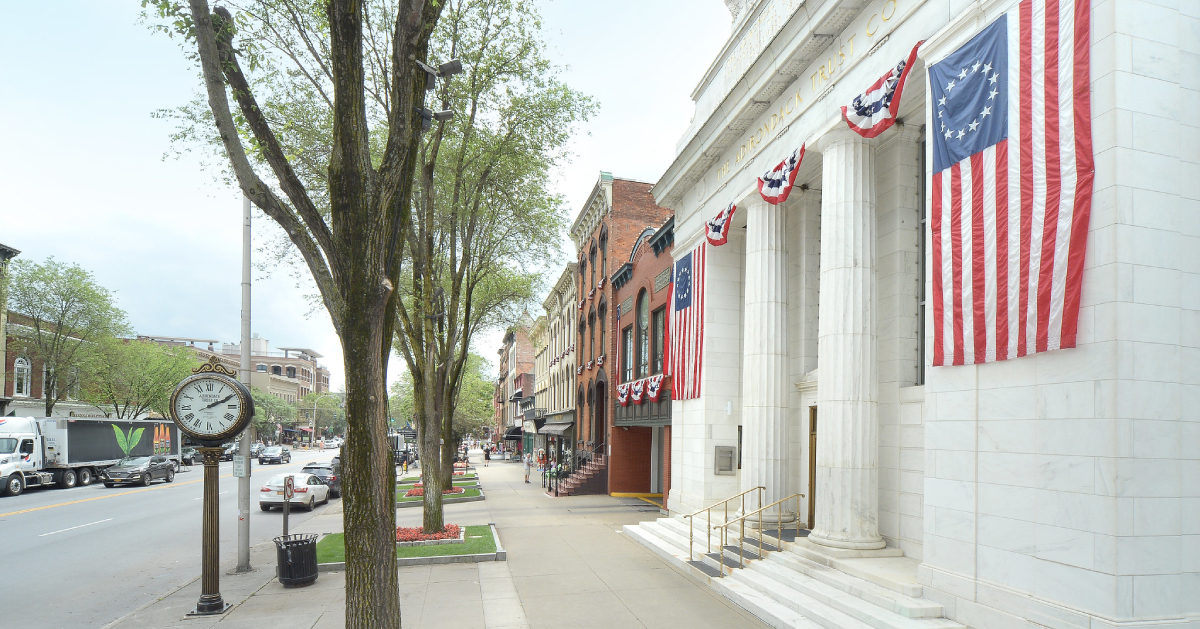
316, 525, 496, 563
396, 487, 481, 503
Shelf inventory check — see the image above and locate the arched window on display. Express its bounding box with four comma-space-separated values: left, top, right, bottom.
13, 358, 31, 397
272, 365, 282, 376
588, 312, 595, 361
636, 290, 649, 378
589, 249, 596, 290
286, 366, 297, 379
598, 304, 606, 360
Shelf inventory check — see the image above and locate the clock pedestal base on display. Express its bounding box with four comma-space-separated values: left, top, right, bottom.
193, 447, 229, 617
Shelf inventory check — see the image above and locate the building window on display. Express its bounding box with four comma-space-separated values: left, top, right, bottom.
652, 307, 665, 375
598, 305, 606, 361
13, 357, 31, 397
622, 326, 634, 382
272, 365, 282, 376
257, 364, 267, 372
588, 313, 595, 361
286, 366, 296, 379
636, 290, 649, 378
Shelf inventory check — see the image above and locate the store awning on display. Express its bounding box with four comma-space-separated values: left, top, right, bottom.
300, 427, 313, 432
503, 426, 522, 440
541, 422, 573, 436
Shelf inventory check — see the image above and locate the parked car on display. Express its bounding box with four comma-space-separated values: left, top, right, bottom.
180, 447, 198, 466
250, 443, 265, 457
258, 472, 329, 511
300, 461, 341, 498
219, 442, 238, 461
259, 445, 291, 465
326, 437, 343, 449
101, 456, 176, 487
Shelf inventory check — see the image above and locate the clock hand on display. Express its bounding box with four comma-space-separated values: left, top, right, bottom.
203, 394, 236, 411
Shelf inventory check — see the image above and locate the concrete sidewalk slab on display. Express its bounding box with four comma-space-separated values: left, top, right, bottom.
108, 449, 768, 629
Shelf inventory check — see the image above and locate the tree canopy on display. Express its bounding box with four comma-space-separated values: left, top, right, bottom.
7, 257, 130, 415
84, 339, 197, 420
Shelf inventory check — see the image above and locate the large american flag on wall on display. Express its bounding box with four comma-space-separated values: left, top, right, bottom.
928, 0, 1093, 366
669, 242, 706, 399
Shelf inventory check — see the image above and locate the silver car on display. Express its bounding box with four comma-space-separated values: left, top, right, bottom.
258, 472, 330, 511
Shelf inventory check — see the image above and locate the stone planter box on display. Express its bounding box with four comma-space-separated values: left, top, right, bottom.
395, 526, 466, 547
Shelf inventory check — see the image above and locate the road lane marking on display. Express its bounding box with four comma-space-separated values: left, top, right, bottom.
194, 491, 230, 500
0, 459, 315, 518
39, 518, 113, 537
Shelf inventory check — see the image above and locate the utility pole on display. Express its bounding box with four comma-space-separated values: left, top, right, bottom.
236, 194, 252, 572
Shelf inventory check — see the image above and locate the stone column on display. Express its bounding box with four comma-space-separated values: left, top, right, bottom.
740, 196, 794, 524
809, 128, 884, 550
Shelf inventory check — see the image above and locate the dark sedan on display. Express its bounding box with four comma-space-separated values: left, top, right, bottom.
300, 461, 341, 498
181, 447, 198, 466
259, 445, 291, 465
101, 456, 175, 487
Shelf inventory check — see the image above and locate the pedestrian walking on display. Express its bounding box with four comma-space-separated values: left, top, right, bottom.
484, 447, 491, 467
523, 452, 532, 483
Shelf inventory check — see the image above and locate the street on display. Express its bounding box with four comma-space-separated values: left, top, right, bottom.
1, 448, 338, 629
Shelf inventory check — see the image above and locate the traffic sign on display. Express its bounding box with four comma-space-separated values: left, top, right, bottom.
232, 455, 248, 478
283, 475, 294, 500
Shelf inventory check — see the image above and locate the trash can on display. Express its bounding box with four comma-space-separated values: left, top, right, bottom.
274, 534, 319, 587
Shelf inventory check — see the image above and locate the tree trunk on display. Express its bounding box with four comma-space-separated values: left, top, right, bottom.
419, 405, 445, 531
340, 299, 400, 627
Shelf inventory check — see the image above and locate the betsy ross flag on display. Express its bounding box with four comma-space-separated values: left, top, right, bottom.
929, 0, 1093, 366
669, 242, 706, 399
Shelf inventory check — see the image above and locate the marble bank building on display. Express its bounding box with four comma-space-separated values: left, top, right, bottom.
625, 0, 1199, 628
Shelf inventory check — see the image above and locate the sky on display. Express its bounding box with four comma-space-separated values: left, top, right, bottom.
0, 1, 730, 391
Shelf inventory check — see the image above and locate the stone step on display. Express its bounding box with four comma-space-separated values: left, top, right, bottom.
733, 568, 878, 629
789, 541, 923, 598
767, 553, 944, 619
752, 560, 959, 629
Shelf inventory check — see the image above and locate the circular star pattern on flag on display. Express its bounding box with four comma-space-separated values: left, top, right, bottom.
936, 60, 1001, 144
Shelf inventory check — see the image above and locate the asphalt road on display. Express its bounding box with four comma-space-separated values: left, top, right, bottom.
0, 448, 340, 629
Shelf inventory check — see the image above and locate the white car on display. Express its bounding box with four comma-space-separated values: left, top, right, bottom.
258, 472, 330, 512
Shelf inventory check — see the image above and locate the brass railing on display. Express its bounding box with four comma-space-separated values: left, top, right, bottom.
680, 487, 764, 562
711, 493, 804, 575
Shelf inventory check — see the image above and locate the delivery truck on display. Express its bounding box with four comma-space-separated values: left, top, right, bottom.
0, 416, 181, 496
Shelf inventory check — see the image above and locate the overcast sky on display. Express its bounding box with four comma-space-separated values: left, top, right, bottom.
0, 1, 729, 391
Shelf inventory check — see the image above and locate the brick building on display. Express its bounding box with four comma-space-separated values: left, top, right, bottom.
609, 217, 674, 508
0, 242, 20, 416
565, 172, 671, 493
493, 315, 534, 449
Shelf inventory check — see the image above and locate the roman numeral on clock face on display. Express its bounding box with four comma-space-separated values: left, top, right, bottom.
184, 413, 194, 421
224, 413, 235, 421
206, 382, 214, 391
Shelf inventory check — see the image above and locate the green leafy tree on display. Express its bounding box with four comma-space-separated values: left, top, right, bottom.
7, 258, 130, 416
144, 0, 445, 623
300, 391, 344, 439
84, 339, 197, 420
249, 386, 297, 441
393, 0, 593, 532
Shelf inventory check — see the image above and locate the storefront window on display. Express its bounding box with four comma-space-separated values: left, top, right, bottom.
652, 307, 665, 375
622, 326, 633, 382
636, 290, 649, 378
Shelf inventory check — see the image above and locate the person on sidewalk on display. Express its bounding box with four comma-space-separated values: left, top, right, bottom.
484, 447, 491, 467
523, 452, 532, 483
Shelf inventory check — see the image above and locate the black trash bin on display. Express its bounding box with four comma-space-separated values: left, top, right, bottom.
274, 534, 319, 587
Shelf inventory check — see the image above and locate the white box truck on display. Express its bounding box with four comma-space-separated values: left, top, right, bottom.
0, 416, 181, 496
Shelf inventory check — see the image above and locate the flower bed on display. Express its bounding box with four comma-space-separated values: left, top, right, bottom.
396, 524, 461, 544
402, 486, 465, 498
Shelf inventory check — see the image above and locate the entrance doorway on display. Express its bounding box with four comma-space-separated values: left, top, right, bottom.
593, 385, 607, 454
650, 426, 665, 493
807, 406, 817, 530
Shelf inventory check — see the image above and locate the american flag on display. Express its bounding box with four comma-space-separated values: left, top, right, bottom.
842, 42, 922, 139
928, 0, 1093, 366
669, 242, 705, 399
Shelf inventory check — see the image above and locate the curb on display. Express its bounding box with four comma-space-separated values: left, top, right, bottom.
396, 488, 485, 508
317, 522, 506, 571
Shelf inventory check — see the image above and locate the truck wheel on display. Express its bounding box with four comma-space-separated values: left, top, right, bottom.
78, 468, 94, 486
4, 474, 24, 497
165, 469, 175, 483
57, 469, 77, 489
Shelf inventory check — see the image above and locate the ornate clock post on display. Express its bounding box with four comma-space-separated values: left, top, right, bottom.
169, 356, 255, 617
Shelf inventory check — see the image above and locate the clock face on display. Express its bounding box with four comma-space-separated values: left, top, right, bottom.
171, 375, 249, 441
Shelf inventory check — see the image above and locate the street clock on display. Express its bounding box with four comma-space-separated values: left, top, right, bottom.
169, 357, 255, 445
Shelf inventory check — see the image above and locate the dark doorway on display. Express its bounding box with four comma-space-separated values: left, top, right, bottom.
593, 384, 607, 454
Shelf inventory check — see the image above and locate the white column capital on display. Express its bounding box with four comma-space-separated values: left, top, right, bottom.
815, 127, 874, 154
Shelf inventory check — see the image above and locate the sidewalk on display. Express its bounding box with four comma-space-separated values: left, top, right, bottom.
107, 451, 767, 629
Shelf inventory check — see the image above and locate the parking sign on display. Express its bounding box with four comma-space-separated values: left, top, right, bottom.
283, 475, 294, 500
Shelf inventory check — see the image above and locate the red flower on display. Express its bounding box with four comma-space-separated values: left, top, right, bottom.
395, 524, 461, 542
403, 487, 466, 497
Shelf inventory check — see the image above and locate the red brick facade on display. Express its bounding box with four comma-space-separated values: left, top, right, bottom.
608, 425, 654, 492
572, 176, 672, 466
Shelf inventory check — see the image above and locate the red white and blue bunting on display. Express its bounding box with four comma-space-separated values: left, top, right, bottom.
841, 41, 922, 139
757, 145, 805, 205
629, 379, 645, 404
617, 383, 630, 407
646, 375, 664, 402
705, 202, 737, 246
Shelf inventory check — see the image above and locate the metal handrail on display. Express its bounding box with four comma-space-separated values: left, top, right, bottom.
710, 492, 804, 574
680, 487, 764, 562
